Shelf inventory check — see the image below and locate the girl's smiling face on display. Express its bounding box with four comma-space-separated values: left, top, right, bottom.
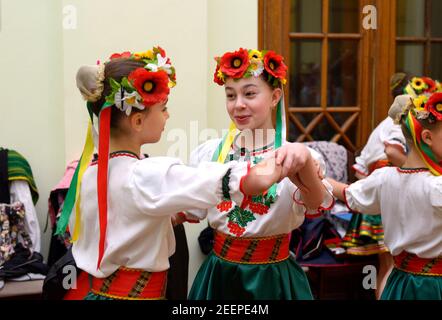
224, 76, 282, 131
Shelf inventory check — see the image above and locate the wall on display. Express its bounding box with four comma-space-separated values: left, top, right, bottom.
0, 0, 257, 291
0, 0, 64, 259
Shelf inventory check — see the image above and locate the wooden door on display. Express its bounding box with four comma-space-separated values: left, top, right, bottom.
260, 0, 373, 152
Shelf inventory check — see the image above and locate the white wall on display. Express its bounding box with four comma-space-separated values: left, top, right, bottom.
0, 0, 64, 259
0, 0, 257, 293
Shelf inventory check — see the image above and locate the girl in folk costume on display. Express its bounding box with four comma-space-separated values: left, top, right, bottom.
342, 75, 440, 299
57, 47, 295, 300
186, 48, 334, 300
328, 91, 442, 300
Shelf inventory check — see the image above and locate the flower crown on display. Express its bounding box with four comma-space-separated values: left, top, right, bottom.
104, 46, 176, 115
409, 92, 442, 123
404, 76, 441, 98
213, 48, 288, 87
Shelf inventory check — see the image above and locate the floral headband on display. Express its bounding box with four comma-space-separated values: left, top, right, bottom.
410, 92, 442, 122
103, 46, 176, 115
404, 76, 441, 98
214, 48, 288, 87
405, 92, 442, 176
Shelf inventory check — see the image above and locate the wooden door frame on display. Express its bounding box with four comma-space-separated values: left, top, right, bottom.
372, 0, 397, 125
259, 0, 375, 149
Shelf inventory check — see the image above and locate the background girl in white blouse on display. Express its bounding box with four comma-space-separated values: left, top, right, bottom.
328, 92, 442, 300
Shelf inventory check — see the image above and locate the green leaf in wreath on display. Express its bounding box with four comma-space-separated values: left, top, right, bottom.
109, 78, 121, 91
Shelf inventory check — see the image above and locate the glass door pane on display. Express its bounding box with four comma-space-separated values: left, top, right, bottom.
431, 0, 442, 37
289, 40, 322, 106
430, 43, 442, 80
396, 43, 424, 75
397, 0, 425, 37
291, 0, 322, 33
328, 40, 359, 106
329, 0, 359, 33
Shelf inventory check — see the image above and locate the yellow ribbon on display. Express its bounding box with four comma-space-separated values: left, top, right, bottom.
216, 122, 237, 163
71, 121, 95, 241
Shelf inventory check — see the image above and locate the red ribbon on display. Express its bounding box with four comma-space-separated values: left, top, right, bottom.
97, 107, 111, 269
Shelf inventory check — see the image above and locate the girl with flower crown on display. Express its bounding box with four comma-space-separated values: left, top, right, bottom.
185, 48, 334, 300
57, 47, 299, 300
327, 92, 442, 300
345, 75, 441, 299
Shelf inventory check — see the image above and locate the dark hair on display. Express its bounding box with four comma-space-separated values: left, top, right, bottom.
390, 72, 413, 98
91, 58, 147, 130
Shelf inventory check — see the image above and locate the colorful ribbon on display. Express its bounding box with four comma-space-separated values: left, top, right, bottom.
405, 112, 442, 176
56, 120, 95, 238
55, 102, 112, 270
96, 107, 111, 269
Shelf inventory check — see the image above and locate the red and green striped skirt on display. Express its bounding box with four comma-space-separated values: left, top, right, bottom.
188, 232, 313, 300
381, 252, 442, 300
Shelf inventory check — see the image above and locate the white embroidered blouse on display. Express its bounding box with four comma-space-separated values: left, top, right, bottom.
71, 153, 248, 278
186, 139, 334, 238
344, 167, 442, 258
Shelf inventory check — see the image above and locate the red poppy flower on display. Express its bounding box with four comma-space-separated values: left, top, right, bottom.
423, 77, 437, 93
213, 64, 224, 86
219, 48, 250, 79
425, 92, 442, 121
109, 51, 132, 60
263, 51, 287, 80
128, 68, 170, 107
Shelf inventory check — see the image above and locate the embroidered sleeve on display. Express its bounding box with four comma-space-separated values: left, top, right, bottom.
292, 178, 335, 217
130, 157, 248, 216
185, 139, 222, 220
344, 168, 385, 215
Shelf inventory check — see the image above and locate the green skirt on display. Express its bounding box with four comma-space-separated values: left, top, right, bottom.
381, 268, 442, 300
188, 252, 313, 300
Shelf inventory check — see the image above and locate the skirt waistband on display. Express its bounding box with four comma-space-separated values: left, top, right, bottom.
394, 252, 442, 277
213, 231, 290, 264
91, 267, 167, 300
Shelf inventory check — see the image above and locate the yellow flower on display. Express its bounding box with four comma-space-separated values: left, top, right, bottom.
436, 81, 442, 93
168, 81, 176, 88
249, 60, 264, 77
134, 50, 154, 60
413, 95, 428, 111
217, 69, 225, 81
411, 77, 427, 92
248, 49, 262, 60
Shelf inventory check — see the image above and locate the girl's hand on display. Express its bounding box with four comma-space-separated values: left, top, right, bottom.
241, 152, 283, 196
275, 143, 311, 179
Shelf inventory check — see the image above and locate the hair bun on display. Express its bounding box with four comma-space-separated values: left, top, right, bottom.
388, 94, 412, 123
76, 64, 105, 102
